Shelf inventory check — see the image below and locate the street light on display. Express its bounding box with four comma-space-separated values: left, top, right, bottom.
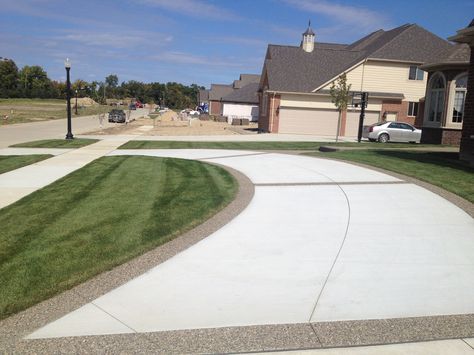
75, 89, 78, 115
65, 58, 74, 139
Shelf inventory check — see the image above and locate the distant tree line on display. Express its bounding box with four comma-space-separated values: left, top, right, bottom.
0, 58, 204, 108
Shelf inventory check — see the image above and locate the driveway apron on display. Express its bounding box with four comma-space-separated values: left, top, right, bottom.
26, 150, 474, 339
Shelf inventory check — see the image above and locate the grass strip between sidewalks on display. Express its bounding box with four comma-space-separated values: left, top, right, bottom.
0, 155, 237, 319
11, 138, 99, 148
0, 155, 53, 175
118, 140, 449, 150
309, 150, 474, 203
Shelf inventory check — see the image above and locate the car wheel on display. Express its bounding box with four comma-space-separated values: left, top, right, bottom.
378, 133, 389, 143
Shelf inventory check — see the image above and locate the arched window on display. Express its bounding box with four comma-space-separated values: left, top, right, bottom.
452, 74, 467, 123
428, 74, 445, 122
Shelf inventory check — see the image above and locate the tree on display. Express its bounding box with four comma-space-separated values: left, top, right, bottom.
0, 58, 19, 97
105, 74, 118, 88
19, 65, 52, 98
329, 73, 351, 142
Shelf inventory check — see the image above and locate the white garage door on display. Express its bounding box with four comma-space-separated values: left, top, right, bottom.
279, 108, 339, 135
345, 111, 380, 137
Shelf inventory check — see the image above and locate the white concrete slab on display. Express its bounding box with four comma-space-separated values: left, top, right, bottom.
463, 338, 474, 348
0, 148, 71, 155
311, 184, 474, 322
26, 304, 133, 339
27, 186, 350, 337
268, 339, 474, 354
109, 150, 400, 184
208, 153, 400, 184
0, 139, 129, 209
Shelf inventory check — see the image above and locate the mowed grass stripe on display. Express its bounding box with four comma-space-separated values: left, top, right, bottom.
309, 150, 474, 203
0, 155, 53, 174
0, 156, 237, 319
11, 138, 98, 148
119, 140, 452, 150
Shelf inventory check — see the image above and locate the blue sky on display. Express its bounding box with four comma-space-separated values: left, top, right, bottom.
1, 0, 473, 88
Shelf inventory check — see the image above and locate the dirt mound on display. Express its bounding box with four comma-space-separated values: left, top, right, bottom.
75, 97, 98, 106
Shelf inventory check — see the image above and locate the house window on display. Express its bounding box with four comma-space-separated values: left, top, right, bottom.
407, 102, 418, 116
409, 66, 424, 80
452, 74, 467, 123
428, 74, 445, 122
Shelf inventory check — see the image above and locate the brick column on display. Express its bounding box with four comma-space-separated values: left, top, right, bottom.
460, 45, 474, 163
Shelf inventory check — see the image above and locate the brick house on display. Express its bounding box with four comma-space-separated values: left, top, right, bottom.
448, 19, 474, 165
258, 23, 453, 137
415, 45, 469, 145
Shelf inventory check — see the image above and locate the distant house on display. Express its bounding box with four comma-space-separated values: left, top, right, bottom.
221, 74, 260, 122
208, 84, 234, 115
208, 74, 260, 121
198, 89, 209, 106
258, 23, 452, 136
416, 44, 470, 145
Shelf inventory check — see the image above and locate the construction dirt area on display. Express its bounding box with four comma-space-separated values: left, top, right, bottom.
85, 110, 258, 136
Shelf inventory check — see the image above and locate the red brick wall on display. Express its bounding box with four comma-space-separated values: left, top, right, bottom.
209, 101, 222, 116
460, 45, 474, 163
258, 94, 270, 132
381, 100, 415, 125
269, 95, 281, 133
414, 99, 425, 128
421, 127, 462, 145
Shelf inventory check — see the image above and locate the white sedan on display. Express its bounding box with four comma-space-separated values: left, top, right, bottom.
363, 121, 422, 143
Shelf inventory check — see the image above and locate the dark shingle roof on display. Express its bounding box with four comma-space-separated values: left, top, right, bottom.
198, 89, 209, 102
420, 43, 470, 70
265, 45, 361, 92
208, 84, 234, 101
221, 82, 260, 104
233, 74, 260, 88
263, 23, 453, 93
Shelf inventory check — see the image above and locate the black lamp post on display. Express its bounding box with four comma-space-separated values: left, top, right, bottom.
65, 58, 74, 139
75, 89, 78, 115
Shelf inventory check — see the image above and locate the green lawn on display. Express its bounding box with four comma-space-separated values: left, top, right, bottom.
0, 98, 110, 124
0, 155, 53, 174
11, 138, 99, 148
310, 150, 474, 203
119, 140, 450, 150
0, 156, 237, 319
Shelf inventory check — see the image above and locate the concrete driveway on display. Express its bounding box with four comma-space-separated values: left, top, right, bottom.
27, 150, 474, 339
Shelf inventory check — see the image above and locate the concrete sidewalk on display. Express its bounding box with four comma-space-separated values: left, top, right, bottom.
27, 150, 474, 345
0, 139, 128, 209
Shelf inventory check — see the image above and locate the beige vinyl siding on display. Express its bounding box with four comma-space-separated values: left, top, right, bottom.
279, 108, 338, 135
321, 60, 427, 102
280, 93, 382, 112
345, 110, 380, 136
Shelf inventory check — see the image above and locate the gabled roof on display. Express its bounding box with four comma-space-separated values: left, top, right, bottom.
262, 23, 453, 93
198, 89, 209, 102
221, 82, 260, 104
420, 43, 470, 70
233, 74, 260, 88
208, 84, 233, 101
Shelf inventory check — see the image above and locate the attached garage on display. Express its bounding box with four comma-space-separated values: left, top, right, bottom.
345, 111, 380, 136
278, 108, 339, 135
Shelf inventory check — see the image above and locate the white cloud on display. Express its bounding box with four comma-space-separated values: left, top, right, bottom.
151, 51, 247, 67
136, 0, 239, 21
283, 0, 390, 33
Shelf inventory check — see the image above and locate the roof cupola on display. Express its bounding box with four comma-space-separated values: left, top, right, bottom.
301, 20, 315, 52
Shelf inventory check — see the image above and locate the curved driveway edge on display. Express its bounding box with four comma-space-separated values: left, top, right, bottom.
0, 162, 255, 353
1, 149, 473, 354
